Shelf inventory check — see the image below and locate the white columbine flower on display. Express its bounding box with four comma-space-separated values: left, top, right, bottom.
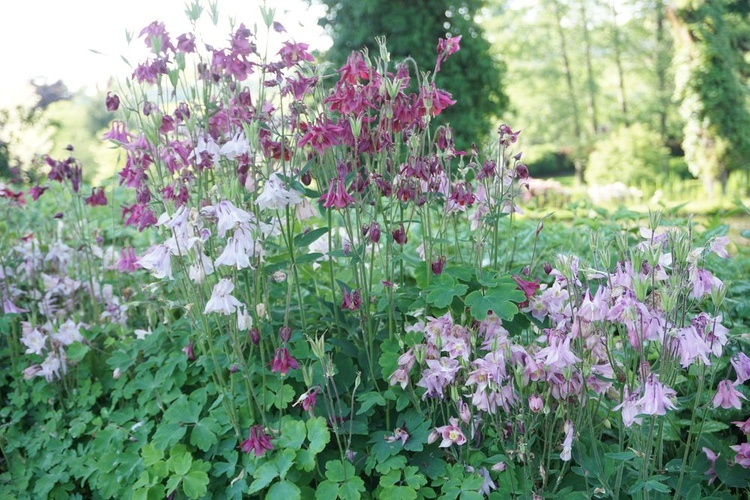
204, 278, 243, 315
219, 131, 251, 160
189, 252, 215, 284
204, 200, 255, 238
138, 244, 172, 279
52, 319, 84, 345
237, 307, 253, 331
255, 173, 304, 211
20, 325, 47, 355
214, 237, 251, 270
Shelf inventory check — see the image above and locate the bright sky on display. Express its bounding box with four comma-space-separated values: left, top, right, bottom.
0, 0, 331, 106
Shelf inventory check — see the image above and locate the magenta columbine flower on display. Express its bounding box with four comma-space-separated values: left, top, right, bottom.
320, 177, 355, 209
431, 417, 467, 448
84, 187, 107, 207
712, 380, 747, 410
730, 442, 750, 468
270, 347, 299, 376
341, 289, 361, 311
29, 184, 48, 201
293, 387, 319, 412
183, 341, 195, 360
240, 425, 274, 457
392, 224, 408, 245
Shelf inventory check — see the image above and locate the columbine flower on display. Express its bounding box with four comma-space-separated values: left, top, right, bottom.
214, 237, 251, 270
341, 288, 361, 310
204, 278, 243, 315
703, 447, 719, 484
105, 92, 120, 111
20, 324, 47, 355
255, 173, 303, 211
240, 425, 274, 457
560, 420, 574, 461
39, 352, 64, 381
188, 252, 215, 284
138, 244, 172, 279
528, 394, 544, 413
712, 379, 747, 410
85, 187, 108, 207
118, 247, 139, 273
708, 236, 730, 258
732, 418, 750, 434
206, 200, 255, 238
293, 387, 320, 412
52, 319, 84, 345
730, 442, 750, 468
731, 353, 750, 385
637, 374, 677, 416
237, 307, 253, 331
319, 177, 355, 209
433, 417, 466, 448
270, 347, 299, 376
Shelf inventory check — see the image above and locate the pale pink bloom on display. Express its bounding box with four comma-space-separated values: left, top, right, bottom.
528, 394, 543, 413
255, 173, 303, 211
192, 134, 220, 167
23, 365, 42, 379
713, 380, 747, 410
389, 367, 410, 389
188, 252, 215, 284
214, 237, 251, 270
560, 420, 574, 461
204, 278, 243, 315
703, 447, 719, 484
578, 286, 609, 322
39, 352, 64, 381
731, 353, 750, 385
708, 236, 730, 258
732, 418, 750, 434
20, 325, 47, 355
138, 244, 172, 279
491, 461, 506, 472
674, 326, 711, 368
296, 198, 318, 221
52, 319, 84, 345
434, 417, 467, 447
730, 442, 750, 468
637, 374, 677, 416
689, 267, 722, 299
614, 386, 642, 428
535, 332, 581, 370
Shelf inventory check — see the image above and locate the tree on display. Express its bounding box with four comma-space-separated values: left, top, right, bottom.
668, 0, 750, 193
316, 0, 508, 149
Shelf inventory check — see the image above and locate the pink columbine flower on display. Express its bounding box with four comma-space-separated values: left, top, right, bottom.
637, 374, 677, 416
118, 247, 139, 273
341, 288, 361, 310
732, 418, 750, 434
320, 177, 355, 209
293, 387, 320, 412
204, 278, 243, 315
731, 353, 750, 385
29, 184, 48, 201
240, 425, 274, 457
560, 420, 574, 461
270, 347, 299, 376
730, 442, 750, 468
183, 341, 195, 360
433, 417, 467, 448
528, 394, 544, 413
708, 236, 730, 258
703, 447, 719, 484
713, 380, 747, 410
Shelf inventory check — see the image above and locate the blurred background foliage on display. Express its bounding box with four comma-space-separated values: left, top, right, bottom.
0, 0, 748, 207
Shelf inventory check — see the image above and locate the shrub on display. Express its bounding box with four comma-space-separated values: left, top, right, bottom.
585, 124, 669, 186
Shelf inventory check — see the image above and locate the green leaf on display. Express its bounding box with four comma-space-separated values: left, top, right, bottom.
167, 451, 192, 476
325, 460, 355, 483
182, 470, 209, 499
338, 477, 365, 499
152, 422, 187, 450
315, 480, 339, 499
66, 342, 90, 363
248, 462, 279, 494
307, 417, 331, 454
190, 417, 219, 451
381, 485, 417, 500
296, 449, 317, 472
464, 286, 523, 321
141, 444, 164, 466
294, 227, 329, 248
273, 385, 295, 410
267, 480, 302, 500
274, 448, 297, 478
605, 451, 636, 461
426, 282, 468, 309
356, 391, 386, 415
276, 419, 306, 449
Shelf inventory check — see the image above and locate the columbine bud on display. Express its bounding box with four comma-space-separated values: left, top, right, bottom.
230, 364, 239, 373
301, 171, 312, 186
105, 92, 120, 112
249, 327, 261, 345
279, 326, 292, 343
271, 270, 287, 283
392, 224, 407, 245
256, 303, 267, 319
431, 256, 446, 276
543, 262, 553, 275
522, 265, 531, 276
427, 429, 440, 445
237, 307, 253, 331
183, 341, 195, 360
458, 401, 471, 424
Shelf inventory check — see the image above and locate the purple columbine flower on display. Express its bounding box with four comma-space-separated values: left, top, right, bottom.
713, 380, 747, 410
270, 347, 299, 376
240, 425, 274, 457
105, 92, 120, 112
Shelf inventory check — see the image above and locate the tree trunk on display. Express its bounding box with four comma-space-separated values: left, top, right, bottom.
655, 0, 669, 141
580, 0, 599, 134
551, 0, 585, 183
611, 1, 629, 124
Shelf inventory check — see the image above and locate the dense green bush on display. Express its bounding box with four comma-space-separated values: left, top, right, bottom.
524, 144, 575, 178
585, 124, 670, 186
